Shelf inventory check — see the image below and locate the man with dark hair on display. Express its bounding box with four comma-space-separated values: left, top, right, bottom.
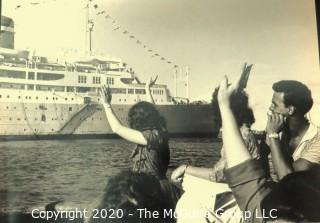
267, 80, 320, 180
217, 75, 320, 222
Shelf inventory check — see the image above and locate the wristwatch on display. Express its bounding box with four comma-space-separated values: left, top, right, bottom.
267, 132, 280, 139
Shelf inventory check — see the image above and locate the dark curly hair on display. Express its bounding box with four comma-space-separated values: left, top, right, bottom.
128, 101, 167, 131
211, 87, 255, 128
89, 171, 174, 223
272, 80, 313, 115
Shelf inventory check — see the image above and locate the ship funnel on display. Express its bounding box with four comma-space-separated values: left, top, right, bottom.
0, 16, 15, 49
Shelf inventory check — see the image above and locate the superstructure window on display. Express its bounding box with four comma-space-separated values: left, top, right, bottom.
78, 75, 87, 83
37, 73, 64, 80
93, 76, 101, 84
0, 70, 26, 79
0, 82, 24, 89
135, 89, 146, 94
67, 86, 75, 92
27, 85, 34, 90
106, 77, 114, 85
36, 85, 64, 92
28, 72, 35, 80
128, 89, 134, 94
111, 88, 126, 94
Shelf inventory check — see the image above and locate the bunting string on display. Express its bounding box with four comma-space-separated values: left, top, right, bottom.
13, 0, 181, 68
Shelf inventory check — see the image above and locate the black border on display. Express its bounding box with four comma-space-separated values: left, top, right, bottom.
316, 0, 320, 64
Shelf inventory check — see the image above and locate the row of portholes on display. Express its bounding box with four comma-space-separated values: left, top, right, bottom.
0, 95, 75, 101
2, 106, 74, 111
5, 117, 63, 121
79, 117, 103, 121
6, 129, 58, 132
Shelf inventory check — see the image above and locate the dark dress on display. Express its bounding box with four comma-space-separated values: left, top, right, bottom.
130, 128, 170, 179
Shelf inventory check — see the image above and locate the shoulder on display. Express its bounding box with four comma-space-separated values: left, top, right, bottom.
142, 129, 168, 147
300, 131, 320, 164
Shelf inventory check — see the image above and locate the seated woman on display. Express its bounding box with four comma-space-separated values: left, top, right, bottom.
100, 76, 169, 179
171, 66, 269, 184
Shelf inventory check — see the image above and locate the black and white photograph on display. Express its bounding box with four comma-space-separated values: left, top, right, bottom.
0, 0, 320, 222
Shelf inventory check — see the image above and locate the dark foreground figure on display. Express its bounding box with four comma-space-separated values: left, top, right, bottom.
88, 171, 176, 223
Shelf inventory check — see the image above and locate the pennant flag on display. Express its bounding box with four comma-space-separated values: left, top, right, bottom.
94, 4, 98, 9
136, 40, 141, 44
112, 20, 116, 23
30, 2, 39, 5
154, 53, 159, 56
174, 65, 179, 68
167, 61, 172, 64
161, 57, 165, 60
113, 26, 120, 31
143, 45, 146, 48
15, 5, 22, 9
96, 10, 105, 15
129, 35, 135, 38
123, 30, 129, 34
148, 49, 153, 52
105, 15, 110, 19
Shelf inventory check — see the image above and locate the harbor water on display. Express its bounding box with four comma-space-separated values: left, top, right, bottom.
0, 137, 221, 213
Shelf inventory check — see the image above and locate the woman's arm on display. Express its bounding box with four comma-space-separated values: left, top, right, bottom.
145, 75, 158, 104
171, 165, 215, 182
218, 76, 252, 168
100, 85, 147, 145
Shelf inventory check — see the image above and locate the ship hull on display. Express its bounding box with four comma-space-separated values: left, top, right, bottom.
0, 101, 219, 140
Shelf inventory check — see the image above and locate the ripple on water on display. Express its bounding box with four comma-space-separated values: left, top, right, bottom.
0, 138, 221, 212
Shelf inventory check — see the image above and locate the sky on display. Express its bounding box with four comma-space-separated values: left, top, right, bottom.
2, 0, 320, 129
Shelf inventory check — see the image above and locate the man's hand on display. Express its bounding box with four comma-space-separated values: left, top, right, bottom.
266, 111, 284, 134
99, 85, 112, 105
146, 75, 158, 88
171, 165, 188, 183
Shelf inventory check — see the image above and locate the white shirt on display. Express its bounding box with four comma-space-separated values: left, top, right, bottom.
292, 123, 320, 164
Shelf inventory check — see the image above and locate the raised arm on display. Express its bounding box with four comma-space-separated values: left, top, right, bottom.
217, 76, 251, 168
145, 75, 158, 104
100, 85, 147, 145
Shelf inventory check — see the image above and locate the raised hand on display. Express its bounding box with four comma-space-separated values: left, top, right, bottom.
266, 111, 284, 134
146, 75, 158, 88
99, 85, 112, 104
217, 75, 239, 108
238, 63, 253, 91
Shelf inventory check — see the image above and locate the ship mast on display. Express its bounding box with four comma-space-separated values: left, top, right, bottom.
185, 66, 189, 99
86, 0, 94, 56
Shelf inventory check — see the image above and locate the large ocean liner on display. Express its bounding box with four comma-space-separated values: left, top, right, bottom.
0, 16, 219, 139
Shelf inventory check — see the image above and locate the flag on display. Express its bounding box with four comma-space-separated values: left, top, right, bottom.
96, 10, 105, 15
113, 26, 120, 31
